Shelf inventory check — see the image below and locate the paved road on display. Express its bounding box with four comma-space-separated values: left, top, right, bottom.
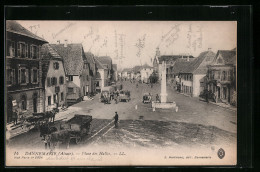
7, 81, 236, 150
68, 80, 237, 133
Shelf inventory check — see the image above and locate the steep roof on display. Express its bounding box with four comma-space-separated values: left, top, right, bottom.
50, 43, 85, 75
84, 52, 95, 64
132, 66, 142, 73
6, 20, 47, 43
41, 44, 64, 84
179, 51, 216, 74
96, 56, 112, 70
172, 60, 191, 75
142, 64, 153, 69
67, 81, 80, 88
216, 50, 236, 65
121, 68, 132, 73
158, 55, 194, 64
94, 57, 106, 69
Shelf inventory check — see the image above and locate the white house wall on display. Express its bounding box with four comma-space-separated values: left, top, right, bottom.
45, 60, 67, 111
192, 74, 205, 97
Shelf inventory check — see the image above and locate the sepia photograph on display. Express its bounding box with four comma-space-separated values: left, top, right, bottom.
5, 20, 237, 166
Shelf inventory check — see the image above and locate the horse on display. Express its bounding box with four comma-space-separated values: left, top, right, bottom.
39, 122, 58, 140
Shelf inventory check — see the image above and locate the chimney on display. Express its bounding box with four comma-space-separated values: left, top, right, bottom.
57, 40, 60, 44
64, 39, 68, 47
208, 48, 212, 51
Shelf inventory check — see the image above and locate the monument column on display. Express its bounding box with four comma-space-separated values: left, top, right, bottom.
160, 61, 167, 103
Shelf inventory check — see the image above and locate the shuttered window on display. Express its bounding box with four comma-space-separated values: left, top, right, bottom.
48, 96, 51, 105
6, 69, 15, 85
18, 68, 28, 84
59, 76, 64, 85
6, 40, 15, 57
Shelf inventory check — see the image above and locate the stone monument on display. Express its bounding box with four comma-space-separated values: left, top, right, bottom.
152, 60, 178, 112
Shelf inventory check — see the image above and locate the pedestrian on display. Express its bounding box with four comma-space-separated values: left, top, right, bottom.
151, 83, 153, 88
114, 112, 119, 128
136, 83, 138, 88
205, 90, 209, 103
214, 92, 218, 103
12, 109, 18, 125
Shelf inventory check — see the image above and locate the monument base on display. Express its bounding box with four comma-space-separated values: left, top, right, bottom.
152, 101, 178, 112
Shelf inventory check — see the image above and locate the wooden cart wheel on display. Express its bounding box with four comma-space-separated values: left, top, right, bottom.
75, 136, 81, 144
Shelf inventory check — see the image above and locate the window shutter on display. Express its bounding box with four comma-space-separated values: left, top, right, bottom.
37, 69, 39, 83
18, 69, 21, 84
25, 44, 28, 58
17, 42, 20, 57
31, 69, 33, 83
12, 69, 15, 84
30, 45, 32, 58
25, 69, 29, 83
38, 46, 41, 59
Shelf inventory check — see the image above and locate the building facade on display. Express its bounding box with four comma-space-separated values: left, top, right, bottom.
153, 47, 194, 81
112, 64, 118, 82
85, 52, 97, 94
41, 44, 67, 111
178, 50, 216, 97
96, 56, 114, 85
6, 20, 48, 122
140, 65, 154, 83
207, 49, 236, 105
51, 43, 90, 104
94, 57, 108, 92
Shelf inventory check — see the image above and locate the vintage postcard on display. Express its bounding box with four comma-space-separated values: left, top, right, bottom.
5, 20, 237, 166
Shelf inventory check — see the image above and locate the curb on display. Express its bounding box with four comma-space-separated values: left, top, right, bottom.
176, 91, 237, 112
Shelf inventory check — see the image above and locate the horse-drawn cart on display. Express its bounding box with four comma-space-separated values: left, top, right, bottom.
60, 114, 92, 144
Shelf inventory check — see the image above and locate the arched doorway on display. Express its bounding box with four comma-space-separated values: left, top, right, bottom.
32, 93, 38, 113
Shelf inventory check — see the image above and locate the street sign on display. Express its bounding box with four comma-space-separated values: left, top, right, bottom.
12, 100, 17, 107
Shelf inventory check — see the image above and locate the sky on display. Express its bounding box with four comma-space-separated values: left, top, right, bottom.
17, 21, 237, 70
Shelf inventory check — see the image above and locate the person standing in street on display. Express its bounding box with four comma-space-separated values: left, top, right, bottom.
12, 109, 18, 125
205, 90, 209, 103
114, 112, 119, 128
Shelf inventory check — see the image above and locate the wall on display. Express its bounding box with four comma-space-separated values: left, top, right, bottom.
9, 89, 43, 116
44, 60, 66, 111
98, 69, 105, 90
193, 74, 205, 97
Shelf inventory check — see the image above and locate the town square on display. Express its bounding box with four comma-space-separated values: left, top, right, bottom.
5, 20, 237, 163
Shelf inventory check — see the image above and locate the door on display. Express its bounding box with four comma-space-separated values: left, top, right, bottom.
33, 94, 37, 113
56, 93, 59, 107
83, 86, 86, 96
223, 87, 227, 99
217, 87, 220, 98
